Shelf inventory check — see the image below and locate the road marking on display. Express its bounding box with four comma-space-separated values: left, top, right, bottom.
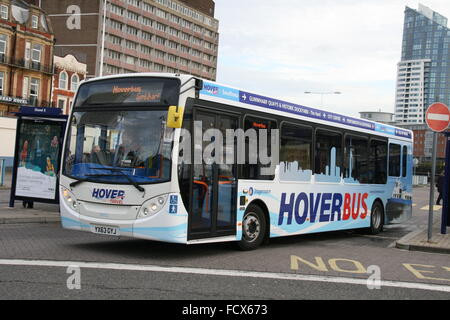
420, 205, 442, 211
0, 259, 449, 293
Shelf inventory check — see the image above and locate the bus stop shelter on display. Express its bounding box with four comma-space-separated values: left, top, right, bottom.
9, 106, 68, 208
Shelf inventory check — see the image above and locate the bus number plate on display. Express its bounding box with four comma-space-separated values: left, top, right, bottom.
92, 225, 120, 236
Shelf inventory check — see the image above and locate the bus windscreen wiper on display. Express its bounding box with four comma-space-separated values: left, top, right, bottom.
69, 178, 88, 189
86, 167, 145, 193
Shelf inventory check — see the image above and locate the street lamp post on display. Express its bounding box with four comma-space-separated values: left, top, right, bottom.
304, 91, 342, 108
99, 0, 109, 77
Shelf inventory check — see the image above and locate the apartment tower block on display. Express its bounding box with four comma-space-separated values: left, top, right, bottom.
38, 0, 219, 80
395, 4, 450, 124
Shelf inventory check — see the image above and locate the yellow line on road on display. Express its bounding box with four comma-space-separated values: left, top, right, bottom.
420, 205, 442, 211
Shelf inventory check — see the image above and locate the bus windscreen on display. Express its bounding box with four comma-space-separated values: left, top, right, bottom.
74, 78, 180, 107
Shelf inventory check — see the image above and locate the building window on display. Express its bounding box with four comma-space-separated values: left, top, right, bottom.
0, 34, 7, 62
30, 78, 40, 106
59, 71, 68, 89
0, 72, 4, 95
57, 97, 66, 110
0, 5, 8, 20
71, 74, 79, 92
31, 15, 38, 29
31, 44, 42, 70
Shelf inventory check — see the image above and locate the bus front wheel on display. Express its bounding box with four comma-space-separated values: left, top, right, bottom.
238, 205, 267, 251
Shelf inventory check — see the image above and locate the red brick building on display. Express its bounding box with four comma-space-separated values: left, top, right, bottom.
400, 124, 448, 160
0, 0, 54, 117
52, 54, 86, 115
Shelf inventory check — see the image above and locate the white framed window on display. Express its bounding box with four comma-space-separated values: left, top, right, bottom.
0, 5, 8, 20
59, 71, 68, 89
30, 78, 40, 106
31, 15, 38, 29
0, 72, 4, 95
71, 74, 79, 91
57, 97, 66, 110
32, 44, 41, 63
0, 34, 7, 54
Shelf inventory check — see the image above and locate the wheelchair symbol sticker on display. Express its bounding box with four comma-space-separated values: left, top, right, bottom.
170, 195, 178, 205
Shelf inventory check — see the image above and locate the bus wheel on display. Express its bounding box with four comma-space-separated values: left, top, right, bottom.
238, 205, 266, 251
369, 201, 384, 235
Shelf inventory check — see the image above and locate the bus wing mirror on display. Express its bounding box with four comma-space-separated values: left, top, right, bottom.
167, 106, 184, 128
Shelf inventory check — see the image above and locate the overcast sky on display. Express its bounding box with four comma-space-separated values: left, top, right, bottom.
214, 0, 450, 117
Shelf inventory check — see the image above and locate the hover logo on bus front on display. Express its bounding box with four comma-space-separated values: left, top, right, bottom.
92, 188, 125, 204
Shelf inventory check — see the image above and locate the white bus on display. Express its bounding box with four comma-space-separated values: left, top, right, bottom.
60, 73, 413, 250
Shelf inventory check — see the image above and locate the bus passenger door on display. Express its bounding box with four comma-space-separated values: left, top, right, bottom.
188, 110, 238, 240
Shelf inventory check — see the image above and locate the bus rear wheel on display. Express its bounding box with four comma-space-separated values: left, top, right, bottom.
369, 201, 384, 235
238, 205, 266, 251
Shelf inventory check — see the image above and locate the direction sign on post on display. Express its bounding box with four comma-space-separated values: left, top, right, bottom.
425, 102, 450, 241
426, 102, 450, 132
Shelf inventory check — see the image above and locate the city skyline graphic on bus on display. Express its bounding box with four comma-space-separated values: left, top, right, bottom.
279, 147, 343, 184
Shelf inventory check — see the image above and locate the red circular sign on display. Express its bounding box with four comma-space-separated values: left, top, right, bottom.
426, 102, 450, 132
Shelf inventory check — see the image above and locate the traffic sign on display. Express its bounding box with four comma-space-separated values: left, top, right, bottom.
426, 102, 450, 132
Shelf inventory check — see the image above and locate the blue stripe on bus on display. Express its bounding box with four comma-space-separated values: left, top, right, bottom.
200, 82, 412, 139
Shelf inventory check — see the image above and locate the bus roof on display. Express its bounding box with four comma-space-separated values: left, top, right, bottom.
81, 73, 413, 141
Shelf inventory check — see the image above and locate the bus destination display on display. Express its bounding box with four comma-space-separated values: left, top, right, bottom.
74, 78, 180, 107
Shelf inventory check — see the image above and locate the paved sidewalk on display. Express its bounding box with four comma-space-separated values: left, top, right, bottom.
0, 205, 60, 224
396, 219, 450, 254
0, 170, 60, 224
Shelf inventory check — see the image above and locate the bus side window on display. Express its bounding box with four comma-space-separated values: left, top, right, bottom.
402, 145, 408, 178
242, 117, 277, 180
369, 140, 387, 184
280, 123, 312, 171
344, 135, 369, 183
314, 129, 342, 176
388, 143, 401, 177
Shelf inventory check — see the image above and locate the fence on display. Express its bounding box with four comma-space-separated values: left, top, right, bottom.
413, 175, 428, 185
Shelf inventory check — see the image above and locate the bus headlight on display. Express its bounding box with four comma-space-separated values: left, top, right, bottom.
137, 195, 168, 219
61, 187, 79, 212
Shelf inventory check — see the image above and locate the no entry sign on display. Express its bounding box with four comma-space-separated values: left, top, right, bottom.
426, 102, 450, 132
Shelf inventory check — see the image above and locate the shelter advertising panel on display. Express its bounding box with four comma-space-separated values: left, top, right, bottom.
11, 115, 66, 205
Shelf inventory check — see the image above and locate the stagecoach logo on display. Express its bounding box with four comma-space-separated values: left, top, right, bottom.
92, 188, 125, 204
